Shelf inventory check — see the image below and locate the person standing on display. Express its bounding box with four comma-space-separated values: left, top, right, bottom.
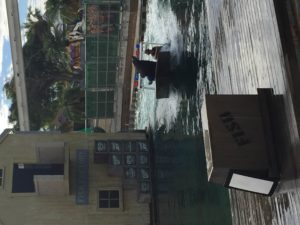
144, 46, 162, 60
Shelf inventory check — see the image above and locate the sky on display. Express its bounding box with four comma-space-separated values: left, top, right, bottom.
0, 0, 46, 133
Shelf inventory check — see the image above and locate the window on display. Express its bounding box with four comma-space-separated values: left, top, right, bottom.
98, 190, 119, 208
94, 141, 109, 164
0, 169, 3, 187
12, 164, 64, 193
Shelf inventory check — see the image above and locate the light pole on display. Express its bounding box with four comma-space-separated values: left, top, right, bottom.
6, 0, 30, 131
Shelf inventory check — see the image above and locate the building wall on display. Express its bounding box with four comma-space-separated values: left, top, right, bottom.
0, 132, 150, 225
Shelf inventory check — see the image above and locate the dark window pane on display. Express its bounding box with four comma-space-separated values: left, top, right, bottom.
139, 168, 150, 179
124, 141, 136, 152
94, 153, 109, 164
138, 155, 149, 165
124, 167, 136, 179
99, 190, 119, 208
140, 182, 150, 193
125, 154, 136, 165
111, 154, 122, 165
99, 200, 109, 208
136, 141, 148, 152
95, 141, 107, 153
0, 169, 2, 176
110, 141, 122, 152
110, 200, 119, 208
99, 190, 109, 199
110, 190, 119, 199
12, 163, 63, 193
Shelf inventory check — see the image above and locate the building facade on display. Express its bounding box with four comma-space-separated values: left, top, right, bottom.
0, 130, 151, 225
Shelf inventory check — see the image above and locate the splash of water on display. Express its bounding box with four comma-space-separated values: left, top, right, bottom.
144, 0, 183, 62
155, 88, 183, 130
135, 0, 184, 130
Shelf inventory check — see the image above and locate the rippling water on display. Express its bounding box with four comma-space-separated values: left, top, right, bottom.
135, 0, 214, 133
135, 0, 300, 224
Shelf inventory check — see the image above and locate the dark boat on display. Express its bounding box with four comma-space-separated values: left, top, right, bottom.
133, 44, 198, 99
155, 51, 172, 99
132, 49, 172, 99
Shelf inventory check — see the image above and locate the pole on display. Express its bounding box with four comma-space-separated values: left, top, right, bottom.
6, 0, 30, 131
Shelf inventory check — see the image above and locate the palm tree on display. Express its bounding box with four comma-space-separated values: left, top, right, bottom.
45, 0, 79, 23
4, 8, 84, 130
45, 0, 64, 22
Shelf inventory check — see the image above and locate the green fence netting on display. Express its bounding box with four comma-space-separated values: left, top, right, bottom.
85, 1, 122, 118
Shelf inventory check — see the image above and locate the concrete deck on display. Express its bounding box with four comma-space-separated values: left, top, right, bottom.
206, 0, 300, 191
205, 0, 300, 223
120, 0, 141, 131
272, 0, 300, 190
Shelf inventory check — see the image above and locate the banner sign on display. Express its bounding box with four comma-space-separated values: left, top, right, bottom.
76, 150, 89, 204
134, 74, 139, 81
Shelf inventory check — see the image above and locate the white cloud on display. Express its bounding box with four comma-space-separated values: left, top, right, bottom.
0, 1, 11, 134
0, 64, 13, 134
5, 63, 13, 80
21, 27, 27, 45
27, 0, 47, 14
0, 65, 13, 134
0, 0, 9, 76
2, 63, 13, 86
0, 99, 13, 134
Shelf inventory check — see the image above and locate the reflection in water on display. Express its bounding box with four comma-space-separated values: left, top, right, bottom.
153, 130, 232, 225
170, 52, 199, 97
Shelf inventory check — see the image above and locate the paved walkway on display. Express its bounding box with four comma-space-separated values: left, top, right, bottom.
120, 0, 140, 131
273, 0, 300, 190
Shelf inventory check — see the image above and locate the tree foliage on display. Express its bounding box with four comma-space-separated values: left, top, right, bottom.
45, 0, 79, 23
4, 7, 84, 131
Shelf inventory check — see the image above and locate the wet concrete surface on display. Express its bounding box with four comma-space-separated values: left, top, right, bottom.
121, 0, 139, 131
205, 0, 300, 224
